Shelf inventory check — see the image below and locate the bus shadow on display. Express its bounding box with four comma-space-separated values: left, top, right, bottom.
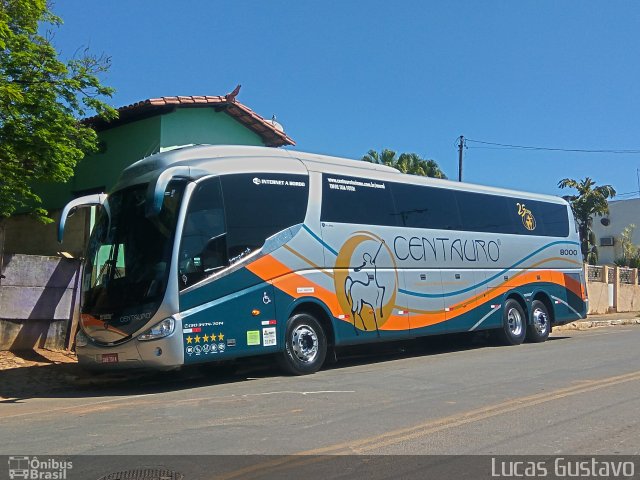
0, 360, 267, 403
0, 333, 572, 402
327, 332, 496, 371
324, 332, 572, 371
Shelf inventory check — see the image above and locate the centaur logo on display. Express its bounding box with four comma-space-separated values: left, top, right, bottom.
517, 202, 536, 231
334, 232, 398, 334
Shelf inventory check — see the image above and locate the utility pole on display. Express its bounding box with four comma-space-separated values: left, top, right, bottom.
457, 135, 464, 182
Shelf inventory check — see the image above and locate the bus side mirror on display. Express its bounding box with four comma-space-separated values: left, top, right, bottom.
145, 166, 208, 219
58, 193, 108, 243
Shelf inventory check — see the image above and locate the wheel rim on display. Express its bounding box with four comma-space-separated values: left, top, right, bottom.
532, 307, 548, 335
291, 324, 318, 364
507, 307, 523, 337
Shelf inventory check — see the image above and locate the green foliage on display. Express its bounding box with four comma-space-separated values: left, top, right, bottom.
362, 149, 447, 178
613, 224, 640, 268
0, 0, 117, 222
558, 177, 616, 264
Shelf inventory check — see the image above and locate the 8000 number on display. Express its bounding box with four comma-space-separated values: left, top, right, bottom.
560, 249, 578, 256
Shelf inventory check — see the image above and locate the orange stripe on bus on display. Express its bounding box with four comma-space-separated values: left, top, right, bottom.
247, 254, 582, 332
247, 255, 342, 316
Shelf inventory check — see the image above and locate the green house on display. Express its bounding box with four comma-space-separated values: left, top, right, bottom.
5, 93, 295, 256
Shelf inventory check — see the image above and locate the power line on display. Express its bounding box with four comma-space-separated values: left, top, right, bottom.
614, 191, 640, 198
466, 138, 640, 154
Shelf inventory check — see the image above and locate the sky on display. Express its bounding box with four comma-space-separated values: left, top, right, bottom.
49, 0, 640, 198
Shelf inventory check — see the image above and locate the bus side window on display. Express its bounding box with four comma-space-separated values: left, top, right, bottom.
220, 173, 309, 258
179, 178, 228, 289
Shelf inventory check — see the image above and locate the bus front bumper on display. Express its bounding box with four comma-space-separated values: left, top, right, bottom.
76, 328, 185, 371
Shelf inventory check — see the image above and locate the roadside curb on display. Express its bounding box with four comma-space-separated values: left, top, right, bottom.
555, 317, 640, 331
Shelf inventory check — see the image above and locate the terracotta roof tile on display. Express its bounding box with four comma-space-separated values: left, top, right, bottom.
85, 95, 295, 147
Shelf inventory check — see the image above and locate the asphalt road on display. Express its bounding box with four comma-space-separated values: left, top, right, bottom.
2, 326, 640, 459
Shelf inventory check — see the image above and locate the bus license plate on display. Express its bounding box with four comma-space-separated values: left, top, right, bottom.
101, 353, 119, 364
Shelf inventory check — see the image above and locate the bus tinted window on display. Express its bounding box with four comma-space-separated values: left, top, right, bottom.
179, 177, 228, 290
455, 191, 516, 234
392, 183, 461, 230
509, 199, 569, 237
539, 202, 570, 237
221, 174, 309, 258
321, 175, 398, 226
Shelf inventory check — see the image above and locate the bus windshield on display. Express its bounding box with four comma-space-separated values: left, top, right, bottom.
81, 180, 185, 337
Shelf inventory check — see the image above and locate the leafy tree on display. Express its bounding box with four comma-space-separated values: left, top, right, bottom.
0, 0, 117, 223
362, 149, 447, 178
558, 177, 616, 264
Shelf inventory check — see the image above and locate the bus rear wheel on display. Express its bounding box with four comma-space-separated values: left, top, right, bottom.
526, 300, 551, 343
278, 313, 327, 375
496, 299, 527, 345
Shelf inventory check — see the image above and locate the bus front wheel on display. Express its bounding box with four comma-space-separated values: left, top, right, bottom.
526, 300, 551, 343
278, 313, 327, 375
496, 299, 527, 345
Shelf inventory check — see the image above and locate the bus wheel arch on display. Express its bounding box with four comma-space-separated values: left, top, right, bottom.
277, 300, 333, 375
526, 293, 553, 343
496, 294, 527, 345
289, 300, 336, 349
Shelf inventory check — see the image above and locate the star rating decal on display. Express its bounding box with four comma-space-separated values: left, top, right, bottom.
185, 332, 226, 347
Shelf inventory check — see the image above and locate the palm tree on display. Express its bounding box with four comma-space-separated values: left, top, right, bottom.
362, 149, 398, 168
558, 177, 616, 264
362, 149, 447, 178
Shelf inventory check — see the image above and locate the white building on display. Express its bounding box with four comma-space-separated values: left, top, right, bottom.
591, 198, 640, 265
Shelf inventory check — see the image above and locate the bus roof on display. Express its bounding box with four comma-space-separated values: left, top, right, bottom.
117, 144, 567, 205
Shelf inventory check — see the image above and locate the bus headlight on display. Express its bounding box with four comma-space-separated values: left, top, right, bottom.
138, 317, 175, 341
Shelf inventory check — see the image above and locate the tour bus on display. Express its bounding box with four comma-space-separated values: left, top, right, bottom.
58, 145, 588, 374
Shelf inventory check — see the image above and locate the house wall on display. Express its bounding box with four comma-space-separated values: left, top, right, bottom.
5, 107, 269, 256
160, 108, 264, 151
35, 115, 162, 211
591, 198, 640, 265
5, 116, 162, 256
4, 209, 89, 257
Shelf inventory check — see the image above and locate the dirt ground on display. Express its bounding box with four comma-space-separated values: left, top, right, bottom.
0, 349, 82, 400
0, 348, 77, 370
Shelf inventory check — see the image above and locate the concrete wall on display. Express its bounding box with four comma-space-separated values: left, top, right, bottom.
586, 281, 609, 314
586, 264, 640, 314
0, 254, 80, 351
618, 284, 640, 312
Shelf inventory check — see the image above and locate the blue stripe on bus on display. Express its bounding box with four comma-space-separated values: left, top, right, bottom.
301, 227, 579, 299
303, 224, 338, 256
398, 240, 580, 298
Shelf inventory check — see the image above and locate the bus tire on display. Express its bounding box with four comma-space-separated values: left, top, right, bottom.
278, 313, 327, 375
496, 299, 526, 345
526, 300, 551, 343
